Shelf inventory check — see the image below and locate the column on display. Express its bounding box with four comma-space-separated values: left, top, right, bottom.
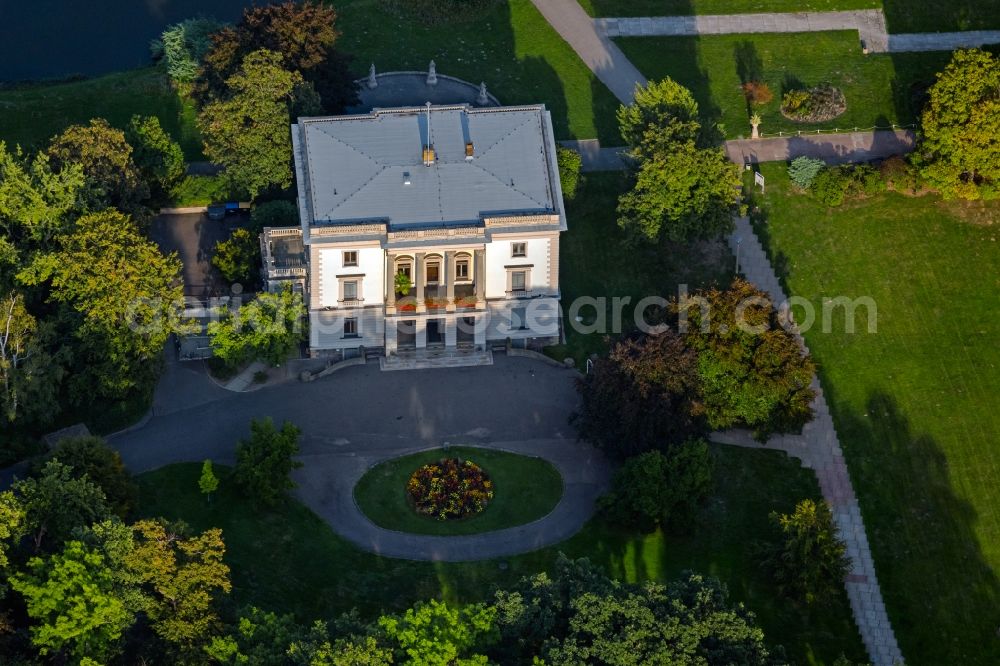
385, 317, 397, 355
385, 252, 396, 315
474, 248, 485, 308
415, 318, 427, 349
415, 252, 426, 313
445, 250, 456, 312
445, 317, 457, 348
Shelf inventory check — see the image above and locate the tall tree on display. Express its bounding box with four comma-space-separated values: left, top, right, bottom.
47, 118, 149, 213
492, 555, 778, 665
126, 519, 232, 656
33, 436, 138, 518
917, 48, 1000, 200
153, 17, 225, 84
196, 1, 357, 113
617, 78, 739, 244
576, 329, 706, 457
198, 49, 302, 199
13, 460, 111, 552
379, 599, 496, 666
0, 490, 24, 578
199, 460, 219, 503
680, 279, 816, 438
211, 227, 261, 285
18, 210, 182, 400
10, 540, 131, 662
762, 499, 850, 604
208, 287, 305, 368
0, 142, 85, 245
125, 115, 186, 195
233, 418, 303, 508
0, 291, 63, 425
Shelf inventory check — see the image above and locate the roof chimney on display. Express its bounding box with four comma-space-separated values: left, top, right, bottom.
465, 142, 474, 160
422, 102, 435, 167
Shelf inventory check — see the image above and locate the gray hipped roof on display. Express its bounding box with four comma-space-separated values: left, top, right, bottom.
296, 105, 559, 228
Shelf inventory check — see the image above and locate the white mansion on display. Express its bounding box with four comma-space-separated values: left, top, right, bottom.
261, 103, 568, 359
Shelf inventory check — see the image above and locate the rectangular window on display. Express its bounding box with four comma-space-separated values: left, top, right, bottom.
511, 270, 527, 292
456, 259, 469, 280
426, 263, 440, 283
343, 280, 358, 300
344, 317, 358, 337
343, 251, 358, 267
511, 242, 527, 258
512, 307, 528, 330
398, 263, 411, 279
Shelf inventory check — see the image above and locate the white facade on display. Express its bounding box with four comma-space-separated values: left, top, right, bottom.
289, 103, 568, 358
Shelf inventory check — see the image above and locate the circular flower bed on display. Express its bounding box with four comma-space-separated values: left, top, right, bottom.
780, 84, 846, 123
407, 457, 494, 520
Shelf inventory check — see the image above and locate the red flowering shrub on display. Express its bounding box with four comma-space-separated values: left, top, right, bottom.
407, 457, 494, 520
741, 81, 774, 106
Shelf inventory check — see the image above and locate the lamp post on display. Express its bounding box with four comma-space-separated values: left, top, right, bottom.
734, 236, 742, 275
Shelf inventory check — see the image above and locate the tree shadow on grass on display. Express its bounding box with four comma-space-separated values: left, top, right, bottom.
823, 389, 1000, 664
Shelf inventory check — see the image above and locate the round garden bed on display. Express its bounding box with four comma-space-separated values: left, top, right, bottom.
353, 447, 563, 535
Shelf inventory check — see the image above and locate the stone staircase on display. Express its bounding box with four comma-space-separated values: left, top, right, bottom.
379, 348, 493, 371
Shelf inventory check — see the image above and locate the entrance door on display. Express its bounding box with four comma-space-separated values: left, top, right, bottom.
397, 320, 416, 350
426, 319, 444, 346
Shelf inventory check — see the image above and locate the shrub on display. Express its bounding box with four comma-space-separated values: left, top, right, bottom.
407, 458, 494, 520
788, 156, 825, 189
809, 167, 851, 206
879, 155, 921, 194
760, 499, 850, 604
597, 440, 713, 533
556, 146, 582, 200
780, 84, 846, 122
251, 200, 298, 231
741, 81, 773, 106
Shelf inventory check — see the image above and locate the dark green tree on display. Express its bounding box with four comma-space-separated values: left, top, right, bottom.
12, 460, 111, 552
33, 436, 138, 518
196, 0, 357, 113
680, 279, 816, 438
917, 48, 1000, 200
576, 329, 706, 457
211, 227, 260, 285
234, 418, 303, 508
152, 17, 225, 84
0, 142, 85, 245
125, 115, 186, 195
762, 499, 850, 604
597, 439, 713, 533
0, 291, 64, 425
198, 49, 302, 199
47, 118, 149, 214
251, 199, 299, 229
19, 210, 183, 401
492, 555, 779, 665
556, 146, 582, 200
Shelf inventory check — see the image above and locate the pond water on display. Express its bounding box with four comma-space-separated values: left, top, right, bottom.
0, 0, 264, 82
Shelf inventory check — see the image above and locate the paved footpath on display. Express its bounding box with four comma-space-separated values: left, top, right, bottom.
530, 0, 646, 103
712, 217, 904, 666
598, 9, 1000, 54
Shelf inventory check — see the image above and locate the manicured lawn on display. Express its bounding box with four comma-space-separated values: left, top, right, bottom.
617, 31, 949, 139
579, 0, 879, 17
138, 447, 863, 664
0, 68, 204, 160
354, 447, 562, 535
883, 0, 1000, 32
546, 173, 732, 364
168, 174, 235, 207
335, 0, 622, 144
751, 164, 1000, 665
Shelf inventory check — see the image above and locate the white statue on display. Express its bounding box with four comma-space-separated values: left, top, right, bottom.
427, 60, 438, 86
367, 63, 378, 89
477, 82, 489, 106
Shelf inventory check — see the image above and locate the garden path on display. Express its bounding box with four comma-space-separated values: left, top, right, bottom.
712, 217, 905, 666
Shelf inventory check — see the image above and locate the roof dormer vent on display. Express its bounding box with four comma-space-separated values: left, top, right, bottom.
403, 171, 411, 186
465, 142, 474, 160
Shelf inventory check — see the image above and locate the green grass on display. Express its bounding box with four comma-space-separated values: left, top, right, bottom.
617, 31, 950, 139
353, 447, 563, 535
137, 446, 864, 664
883, 0, 1000, 32
751, 164, 1000, 665
546, 173, 733, 364
335, 0, 622, 144
0, 68, 204, 160
168, 174, 234, 207
579, 0, 879, 17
